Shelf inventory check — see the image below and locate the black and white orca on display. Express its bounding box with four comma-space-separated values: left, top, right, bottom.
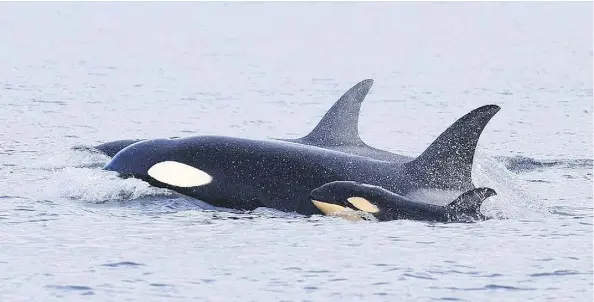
98, 79, 501, 219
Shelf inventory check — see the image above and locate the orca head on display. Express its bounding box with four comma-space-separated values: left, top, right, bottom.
103, 138, 214, 190
309, 181, 382, 221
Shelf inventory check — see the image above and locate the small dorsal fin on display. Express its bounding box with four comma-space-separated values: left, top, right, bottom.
446, 187, 496, 215
92, 137, 179, 157
93, 139, 146, 157
405, 105, 501, 190
291, 79, 374, 147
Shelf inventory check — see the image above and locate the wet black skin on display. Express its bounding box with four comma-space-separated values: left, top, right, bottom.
309, 181, 497, 222
104, 136, 416, 215
103, 103, 502, 217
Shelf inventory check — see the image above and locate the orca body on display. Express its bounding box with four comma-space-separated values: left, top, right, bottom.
105, 135, 393, 214
89, 79, 412, 163
310, 181, 496, 222
103, 101, 502, 217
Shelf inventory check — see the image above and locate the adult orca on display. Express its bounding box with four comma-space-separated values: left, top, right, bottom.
103, 103, 501, 217
86, 79, 374, 158
309, 181, 496, 222
88, 79, 410, 162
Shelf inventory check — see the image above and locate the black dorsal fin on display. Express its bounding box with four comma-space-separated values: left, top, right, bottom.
292, 79, 374, 147
91, 137, 179, 157
92, 139, 146, 157
446, 187, 496, 215
405, 105, 501, 190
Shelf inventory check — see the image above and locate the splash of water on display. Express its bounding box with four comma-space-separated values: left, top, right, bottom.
43, 166, 174, 204
30, 146, 111, 170
472, 151, 550, 219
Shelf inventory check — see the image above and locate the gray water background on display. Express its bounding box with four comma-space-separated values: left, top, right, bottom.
0, 2, 592, 301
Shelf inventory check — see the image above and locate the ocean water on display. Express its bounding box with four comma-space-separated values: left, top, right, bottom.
0, 2, 592, 301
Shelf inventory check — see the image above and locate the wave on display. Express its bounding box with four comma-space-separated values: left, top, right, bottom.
472, 151, 551, 220
494, 155, 593, 173
43, 166, 175, 204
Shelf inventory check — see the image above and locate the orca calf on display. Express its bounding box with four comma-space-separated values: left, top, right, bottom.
310, 181, 496, 222
102, 92, 501, 217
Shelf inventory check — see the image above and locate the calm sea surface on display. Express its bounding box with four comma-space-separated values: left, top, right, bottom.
0, 2, 592, 301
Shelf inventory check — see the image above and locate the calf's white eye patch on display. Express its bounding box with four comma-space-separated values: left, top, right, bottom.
347, 197, 379, 213
147, 161, 212, 188
311, 200, 363, 222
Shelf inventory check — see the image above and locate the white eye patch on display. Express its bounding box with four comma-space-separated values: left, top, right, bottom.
311, 200, 354, 215
147, 161, 213, 188
311, 200, 364, 222
347, 197, 380, 213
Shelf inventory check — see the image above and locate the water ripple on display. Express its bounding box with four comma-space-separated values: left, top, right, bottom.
101, 261, 145, 268
46, 285, 95, 295
402, 273, 437, 280
496, 155, 594, 173
529, 270, 583, 277
446, 284, 537, 291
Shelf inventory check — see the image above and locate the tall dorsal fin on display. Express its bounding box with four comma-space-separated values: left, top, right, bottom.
446, 187, 496, 216
405, 105, 501, 190
292, 79, 374, 147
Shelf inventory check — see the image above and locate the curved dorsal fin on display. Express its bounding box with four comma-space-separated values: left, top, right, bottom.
93, 139, 146, 157
92, 137, 180, 157
405, 105, 501, 190
293, 79, 374, 147
446, 187, 496, 215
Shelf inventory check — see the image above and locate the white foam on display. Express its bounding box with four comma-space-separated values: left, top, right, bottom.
29, 146, 111, 171
472, 151, 550, 219
42, 167, 173, 204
